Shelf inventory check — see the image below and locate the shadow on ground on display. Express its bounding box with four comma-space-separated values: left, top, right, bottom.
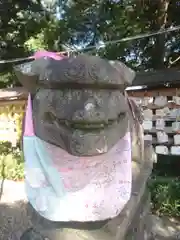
151, 215, 180, 239
0, 193, 180, 240
0, 202, 180, 240
0, 201, 32, 240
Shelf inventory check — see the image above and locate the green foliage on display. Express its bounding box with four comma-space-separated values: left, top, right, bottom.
149, 178, 180, 217
52, 0, 180, 70
1, 0, 180, 87
24, 33, 48, 52
0, 142, 24, 181
150, 153, 180, 217
0, 0, 50, 87
152, 154, 180, 177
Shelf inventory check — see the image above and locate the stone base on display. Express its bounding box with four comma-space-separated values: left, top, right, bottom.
125, 189, 152, 240
21, 190, 153, 240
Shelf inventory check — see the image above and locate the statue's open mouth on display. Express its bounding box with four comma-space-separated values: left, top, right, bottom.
45, 112, 126, 130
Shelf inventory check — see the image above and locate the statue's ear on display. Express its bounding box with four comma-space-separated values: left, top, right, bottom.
109, 60, 136, 86
13, 61, 38, 93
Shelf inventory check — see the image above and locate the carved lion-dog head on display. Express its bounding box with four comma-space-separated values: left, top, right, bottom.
14, 54, 143, 158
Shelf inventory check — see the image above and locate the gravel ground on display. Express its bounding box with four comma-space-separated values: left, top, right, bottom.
0, 180, 32, 240
0, 179, 180, 240
150, 215, 180, 240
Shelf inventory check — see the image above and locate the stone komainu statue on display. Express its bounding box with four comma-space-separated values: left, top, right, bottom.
14, 53, 148, 240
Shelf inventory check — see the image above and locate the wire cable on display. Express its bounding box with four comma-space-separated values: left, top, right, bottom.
0, 24, 180, 64
77, 25, 180, 52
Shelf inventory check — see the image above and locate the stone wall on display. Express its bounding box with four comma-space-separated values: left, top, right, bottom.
0, 87, 27, 145
129, 90, 180, 157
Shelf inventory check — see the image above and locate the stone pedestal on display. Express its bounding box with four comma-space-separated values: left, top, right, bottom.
105, 143, 154, 240
125, 190, 152, 240
21, 143, 155, 240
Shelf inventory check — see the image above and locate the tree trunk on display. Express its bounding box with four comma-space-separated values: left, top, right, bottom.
152, 0, 169, 69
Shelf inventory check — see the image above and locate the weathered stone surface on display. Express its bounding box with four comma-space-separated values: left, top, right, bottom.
32, 89, 129, 156
125, 190, 151, 240
14, 55, 135, 89
14, 55, 137, 156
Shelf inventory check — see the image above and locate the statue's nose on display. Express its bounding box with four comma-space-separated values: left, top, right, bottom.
72, 99, 106, 122
84, 102, 95, 111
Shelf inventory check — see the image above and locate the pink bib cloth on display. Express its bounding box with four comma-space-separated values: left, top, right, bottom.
32, 50, 65, 60
22, 50, 132, 222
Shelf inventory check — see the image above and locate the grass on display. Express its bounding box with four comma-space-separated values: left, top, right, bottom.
150, 154, 180, 218
149, 177, 180, 218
